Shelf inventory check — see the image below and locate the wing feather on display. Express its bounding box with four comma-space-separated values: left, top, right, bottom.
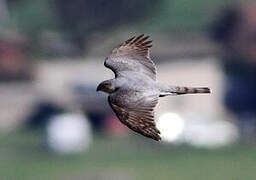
104, 34, 156, 80
108, 95, 161, 141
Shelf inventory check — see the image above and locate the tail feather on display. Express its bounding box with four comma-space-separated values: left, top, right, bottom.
160, 86, 211, 96
175, 86, 211, 94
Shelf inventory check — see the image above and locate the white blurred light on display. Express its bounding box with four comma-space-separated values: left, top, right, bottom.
183, 115, 239, 148
47, 113, 92, 154
156, 112, 185, 143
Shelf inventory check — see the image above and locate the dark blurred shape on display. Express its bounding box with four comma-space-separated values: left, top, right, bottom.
210, 2, 256, 140
73, 83, 128, 136
26, 101, 65, 128
210, 6, 240, 45
73, 83, 111, 130
54, 0, 160, 52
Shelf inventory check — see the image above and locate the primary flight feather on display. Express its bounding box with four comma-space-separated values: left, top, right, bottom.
97, 34, 210, 141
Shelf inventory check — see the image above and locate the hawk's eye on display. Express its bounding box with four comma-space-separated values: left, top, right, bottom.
104, 83, 112, 89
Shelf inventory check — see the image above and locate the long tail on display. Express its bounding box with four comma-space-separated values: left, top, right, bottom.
160, 86, 211, 97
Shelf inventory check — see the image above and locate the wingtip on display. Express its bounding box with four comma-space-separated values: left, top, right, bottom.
154, 137, 161, 142
138, 34, 150, 41
125, 36, 136, 44
132, 34, 145, 43
138, 34, 145, 38
125, 34, 151, 44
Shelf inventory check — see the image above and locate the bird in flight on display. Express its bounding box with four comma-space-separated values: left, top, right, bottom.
97, 34, 210, 141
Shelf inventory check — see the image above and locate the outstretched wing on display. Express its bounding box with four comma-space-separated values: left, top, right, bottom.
104, 34, 156, 80
108, 95, 161, 141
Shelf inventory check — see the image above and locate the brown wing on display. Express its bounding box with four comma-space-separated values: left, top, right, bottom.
104, 34, 156, 80
108, 95, 161, 141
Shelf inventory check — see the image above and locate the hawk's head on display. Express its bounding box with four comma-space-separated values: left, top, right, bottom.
96, 80, 116, 94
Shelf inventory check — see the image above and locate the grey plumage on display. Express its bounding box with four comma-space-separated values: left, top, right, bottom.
97, 34, 210, 141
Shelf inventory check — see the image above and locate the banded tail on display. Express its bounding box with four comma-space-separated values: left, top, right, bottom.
160, 86, 211, 97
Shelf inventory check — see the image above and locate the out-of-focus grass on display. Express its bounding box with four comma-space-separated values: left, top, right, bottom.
0, 130, 255, 180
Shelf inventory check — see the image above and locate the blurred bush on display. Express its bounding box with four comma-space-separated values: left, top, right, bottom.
0, 0, 238, 58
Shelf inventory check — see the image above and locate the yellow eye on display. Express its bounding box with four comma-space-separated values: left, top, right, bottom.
104, 83, 112, 89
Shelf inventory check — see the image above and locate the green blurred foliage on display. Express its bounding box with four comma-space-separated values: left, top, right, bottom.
3, 0, 238, 35
0, 0, 238, 57
7, 0, 57, 34
145, 0, 237, 33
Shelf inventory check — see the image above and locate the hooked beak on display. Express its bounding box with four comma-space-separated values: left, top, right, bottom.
96, 84, 101, 91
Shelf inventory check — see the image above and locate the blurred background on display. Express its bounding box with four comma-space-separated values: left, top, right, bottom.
1, 0, 256, 179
